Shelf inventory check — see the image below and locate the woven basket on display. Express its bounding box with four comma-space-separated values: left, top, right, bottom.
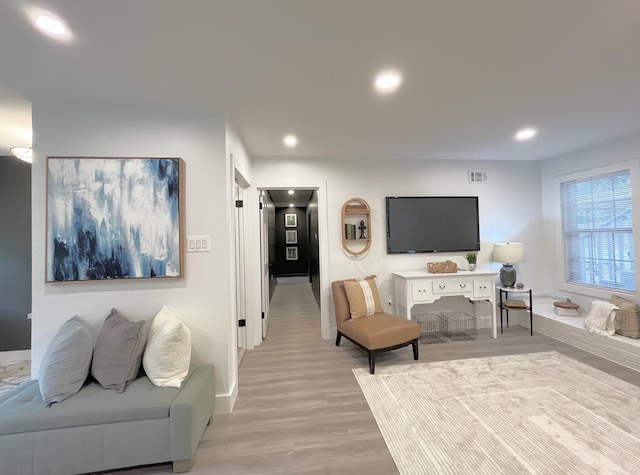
426, 260, 458, 274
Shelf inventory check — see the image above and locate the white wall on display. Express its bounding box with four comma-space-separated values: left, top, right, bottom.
225, 120, 263, 352
222, 120, 264, 413
252, 157, 544, 334
31, 101, 238, 413
541, 131, 640, 309
226, 118, 252, 180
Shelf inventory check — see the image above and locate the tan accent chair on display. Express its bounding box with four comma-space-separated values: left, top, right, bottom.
331, 279, 420, 373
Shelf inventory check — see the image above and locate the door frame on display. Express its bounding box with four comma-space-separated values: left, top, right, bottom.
259, 191, 271, 338
234, 172, 250, 352
255, 180, 330, 341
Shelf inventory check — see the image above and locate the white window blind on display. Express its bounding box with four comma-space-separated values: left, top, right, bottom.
561, 170, 634, 292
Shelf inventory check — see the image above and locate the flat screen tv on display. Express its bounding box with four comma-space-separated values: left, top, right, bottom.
386, 196, 480, 254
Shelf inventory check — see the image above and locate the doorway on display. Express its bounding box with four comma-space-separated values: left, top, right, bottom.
0, 158, 32, 358
259, 188, 320, 339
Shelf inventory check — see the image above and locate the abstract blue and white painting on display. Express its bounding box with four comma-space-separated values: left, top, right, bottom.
46, 157, 183, 282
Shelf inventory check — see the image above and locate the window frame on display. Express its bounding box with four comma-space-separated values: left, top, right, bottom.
554, 159, 640, 299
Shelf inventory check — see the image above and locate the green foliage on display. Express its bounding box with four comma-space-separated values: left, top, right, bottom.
464, 252, 477, 264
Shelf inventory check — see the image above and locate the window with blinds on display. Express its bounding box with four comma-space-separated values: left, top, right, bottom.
561, 170, 634, 291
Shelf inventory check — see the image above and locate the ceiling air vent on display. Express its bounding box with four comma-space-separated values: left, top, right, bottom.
468, 171, 488, 183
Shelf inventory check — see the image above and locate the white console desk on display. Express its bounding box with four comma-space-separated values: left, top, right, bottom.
392, 270, 499, 339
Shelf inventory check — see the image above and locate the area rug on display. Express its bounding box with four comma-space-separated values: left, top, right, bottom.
353, 352, 640, 474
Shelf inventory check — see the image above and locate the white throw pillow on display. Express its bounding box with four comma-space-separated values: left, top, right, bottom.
143, 306, 191, 388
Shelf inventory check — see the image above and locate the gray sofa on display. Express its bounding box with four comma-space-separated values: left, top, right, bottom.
0, 364, 215, 475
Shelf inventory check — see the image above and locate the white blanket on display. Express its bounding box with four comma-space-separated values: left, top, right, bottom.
584, 300, 619, 336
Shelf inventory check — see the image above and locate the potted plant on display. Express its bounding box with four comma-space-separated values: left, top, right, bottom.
465, 252, 477, 271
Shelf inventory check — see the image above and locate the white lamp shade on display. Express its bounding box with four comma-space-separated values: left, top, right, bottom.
493, 242, 524, 264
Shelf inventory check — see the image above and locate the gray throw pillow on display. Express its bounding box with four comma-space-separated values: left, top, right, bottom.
91, 308, 148, 392
39, 316, 93, 405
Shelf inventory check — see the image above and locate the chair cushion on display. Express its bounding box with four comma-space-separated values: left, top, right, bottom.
340, 313, 420, 350
344, 277, 383, 318
0, 369, 195, 436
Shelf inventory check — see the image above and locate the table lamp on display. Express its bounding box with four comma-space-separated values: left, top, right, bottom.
493, 242, 524, 287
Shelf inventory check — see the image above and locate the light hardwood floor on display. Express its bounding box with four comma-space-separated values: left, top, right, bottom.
118, 281, 640, 474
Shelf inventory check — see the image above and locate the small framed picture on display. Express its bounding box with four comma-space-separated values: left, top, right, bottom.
285, 213, 297, 228
286, 246, 298, 260
285, 230, 298, 244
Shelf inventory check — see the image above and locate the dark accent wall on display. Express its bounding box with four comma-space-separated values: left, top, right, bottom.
307, 191, 320, 306
0, 157, 32, 350
274, 207, 308, 276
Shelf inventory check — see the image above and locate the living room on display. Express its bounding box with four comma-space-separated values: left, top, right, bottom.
3, 0, 640, 410
2, 1, 640, 473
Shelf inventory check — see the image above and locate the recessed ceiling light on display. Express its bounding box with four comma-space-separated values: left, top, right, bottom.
36, 15, 65, 35
288, 190, 294, 195
515, 128, 537, 141
283, 135, 298, 148
27, 9, 73, 41
289, 204, 294, 208
10, 146, 33, 164
374, 70, 402, 94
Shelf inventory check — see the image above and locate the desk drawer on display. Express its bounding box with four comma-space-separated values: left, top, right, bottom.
473, 279, 493, 298
432, 279, 472, 295
411, 282, 431, 301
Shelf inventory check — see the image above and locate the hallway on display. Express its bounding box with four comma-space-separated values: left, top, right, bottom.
197, 280, 399, 474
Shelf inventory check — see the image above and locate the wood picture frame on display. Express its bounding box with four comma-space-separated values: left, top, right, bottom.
46, 156, 185, 282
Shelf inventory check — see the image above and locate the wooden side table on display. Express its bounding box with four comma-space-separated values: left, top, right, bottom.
498, 286, 533, 336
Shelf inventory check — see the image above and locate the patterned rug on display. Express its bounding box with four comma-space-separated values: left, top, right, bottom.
0, 360, 30, 396
353, 352, 640, 474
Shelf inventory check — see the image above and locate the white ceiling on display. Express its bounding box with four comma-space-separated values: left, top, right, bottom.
1, 0, 640, 161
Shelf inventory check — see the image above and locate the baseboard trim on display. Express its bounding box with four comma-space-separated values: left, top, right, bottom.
213, 379, 238, 415
0, 350, 31, 362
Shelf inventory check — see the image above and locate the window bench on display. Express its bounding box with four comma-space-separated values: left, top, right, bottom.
532, 296, 640, 373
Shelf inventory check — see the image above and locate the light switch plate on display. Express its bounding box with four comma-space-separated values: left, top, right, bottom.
187, 235, 211, 252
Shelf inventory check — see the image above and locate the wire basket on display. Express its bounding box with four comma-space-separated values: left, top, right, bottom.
412, 313, 445, 344
440, 312, 476, 340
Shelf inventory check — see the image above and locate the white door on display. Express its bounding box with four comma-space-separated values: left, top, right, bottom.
260, 194, 270, 338
234, 180, 246, 350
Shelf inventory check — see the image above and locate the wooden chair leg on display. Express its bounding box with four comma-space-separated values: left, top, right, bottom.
412, 340, 419, 360
335, 331, 342, 346
369, 350, 376, 374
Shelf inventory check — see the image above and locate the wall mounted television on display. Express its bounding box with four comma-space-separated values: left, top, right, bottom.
386, 196, 480, 254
